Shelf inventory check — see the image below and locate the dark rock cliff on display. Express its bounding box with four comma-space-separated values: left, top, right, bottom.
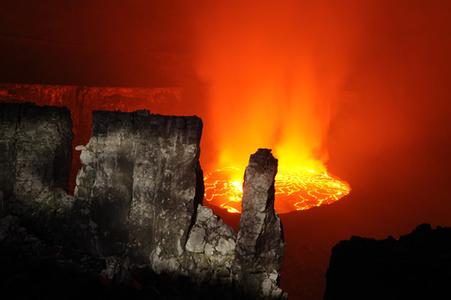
324, 224, 451, 300
0, 83, 182, 193
74, 110, 204, 264
0, 103, 286, 299
0, 102, 73, 238
235, 149, 285, 299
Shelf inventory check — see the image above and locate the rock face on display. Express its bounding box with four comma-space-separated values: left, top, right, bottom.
324, 224, 451, 300
234, 149, 285, 299
0, 83, 182, 193
0, 103, 73, 234
73, 110, 241, 286
74, 110, 204, 266
0, 103, 287, 299
183, 204, 236, 282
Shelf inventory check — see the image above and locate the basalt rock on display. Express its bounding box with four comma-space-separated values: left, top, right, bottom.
182, 204, 236, 283
0, 103, 287, 299
0, 83, 182, 193
234, 149, 286, 299
73, 110, 242, 286
74, 110, 204, 265
324, 224, 451, 300
0, 103, 73, 237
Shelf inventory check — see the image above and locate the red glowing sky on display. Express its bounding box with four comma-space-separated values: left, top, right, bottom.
1, 1, 451, 299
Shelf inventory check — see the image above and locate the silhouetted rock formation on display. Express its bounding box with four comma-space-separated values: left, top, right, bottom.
234, 149, 286, 299
0, 103, 286, 299
324, 224, 451, 300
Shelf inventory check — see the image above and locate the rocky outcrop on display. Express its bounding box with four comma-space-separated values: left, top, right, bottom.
73, 110, 240, 286
182, 204, 236, 282
324, 224, 451, 300
0, 83, 181, 192
234, 149, 286, 299
0, 103, 73, 236
74, 110, 203, 265
0, 103, 287, 298
0, 213, 239, 300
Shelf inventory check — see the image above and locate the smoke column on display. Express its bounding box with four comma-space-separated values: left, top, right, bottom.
193, 1, 364, 172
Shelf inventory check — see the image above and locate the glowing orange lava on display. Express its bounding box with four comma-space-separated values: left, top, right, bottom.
204, 164, 350, 214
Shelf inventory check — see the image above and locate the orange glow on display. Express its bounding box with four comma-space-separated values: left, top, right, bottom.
196, 2, 354, 213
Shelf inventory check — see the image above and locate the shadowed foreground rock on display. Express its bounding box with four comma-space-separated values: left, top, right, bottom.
0, 103, 287, 299
324, 224, 451, 300
0, 103, 73, 237
234, 149, 286, 299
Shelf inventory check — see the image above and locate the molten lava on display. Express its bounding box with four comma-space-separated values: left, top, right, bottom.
204, 163, 350, 214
